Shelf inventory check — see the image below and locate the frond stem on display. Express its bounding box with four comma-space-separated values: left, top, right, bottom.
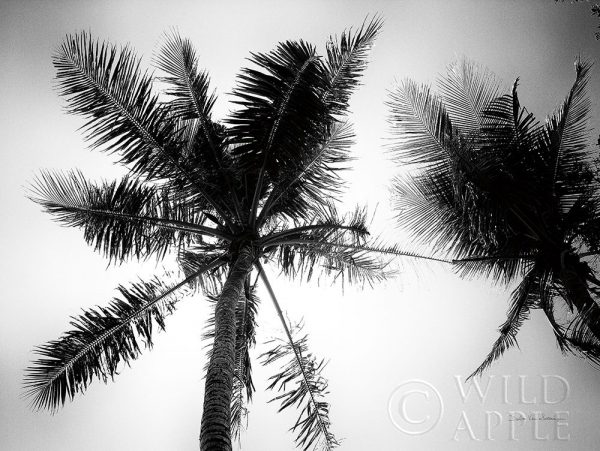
255, 262, 332, 446
268, 239, 452, 263
261, 224, 366, 247
452, 254, 534, 263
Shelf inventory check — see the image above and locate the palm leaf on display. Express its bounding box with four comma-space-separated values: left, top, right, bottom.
54, 32, 173, 176
261, 325, 339, 451
154, 31, 244, 223
30, 170, 228, 263
262, 204, 370, 247
178, 248, 228, 293
154, 31, 217, 125
324, 15, 383, 115
258, 266, 338, 451
54, 32, 234, 227
273, 240, 391, 288
544, 59, 593, 211
24, 271, 203, 411
468, 268, 542, 379
228, 40, 330, 220
258, 120, 355, 224
388, 79, 455, 170
438, 58, 500, 133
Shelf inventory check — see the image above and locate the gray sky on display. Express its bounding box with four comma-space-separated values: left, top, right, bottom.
2, 1, 600, 450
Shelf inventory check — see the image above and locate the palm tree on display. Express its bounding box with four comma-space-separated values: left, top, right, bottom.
388, 58, 600, 379
24, 19, 396, 450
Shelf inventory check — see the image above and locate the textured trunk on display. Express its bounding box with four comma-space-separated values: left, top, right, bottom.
558, 266, 600, 341
200, 244, 254, 451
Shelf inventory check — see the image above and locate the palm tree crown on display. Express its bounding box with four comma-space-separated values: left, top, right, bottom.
389, 58, 600, 379
25, 18, 396, 451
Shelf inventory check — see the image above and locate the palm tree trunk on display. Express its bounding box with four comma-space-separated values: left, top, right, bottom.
200, 244, 254, 451
558, 266, 600, 341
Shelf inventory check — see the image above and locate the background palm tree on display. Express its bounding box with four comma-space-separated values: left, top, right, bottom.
389, 58, 600, 379
24, 18, 400, 450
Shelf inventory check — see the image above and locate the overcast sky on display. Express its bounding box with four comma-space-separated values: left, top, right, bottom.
2, 1, 600, 450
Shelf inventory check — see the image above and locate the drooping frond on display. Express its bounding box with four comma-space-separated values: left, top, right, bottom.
540, 283, 600, 366
468, 269, 541, 379
255, 270, 339, 451
562, 309, 600, 366
324, 15, 383, 115
438, 58, 501, 133
231, 279, 260, 441
540, 289, 572, 354
261, 322, 339, 451
30, 170, 228, 263
201, 277, 261, 441
388, 79, 455, 170
24, 271, 203, 411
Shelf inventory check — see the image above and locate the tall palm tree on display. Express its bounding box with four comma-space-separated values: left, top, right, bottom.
388, 58, 600, 379
24, 19, 396, 450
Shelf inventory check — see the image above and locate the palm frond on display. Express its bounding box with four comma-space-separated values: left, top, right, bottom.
438, 58, 501, 133
262, 205, 370, 247
452, 251, 534, 285
263, 205, 391, 286
258, 120, 355, 224
388, 79, 455, 170
23, 271, 205, 411
468, 269, 541, 379
54, 32, 177, 177
177, 248, 228, 293
257, 267, 338, 451
154, 31, 217, 125
562, 309, 600, 366
540, 286, 574, 354
261, 324, 339, 451
393, 173, 493, 260
154, 31, 244, 223
540, 285, 600, 366
273, 239, 391, 288
30, 170, 229, 263
54, 32, 234, 227
544, 59, 593, 211
324, 15, 383, 115
228, 40, 330, 220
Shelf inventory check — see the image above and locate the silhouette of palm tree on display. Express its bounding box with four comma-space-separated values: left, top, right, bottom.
25, 19, 396, 450
389, 58, 600, 379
